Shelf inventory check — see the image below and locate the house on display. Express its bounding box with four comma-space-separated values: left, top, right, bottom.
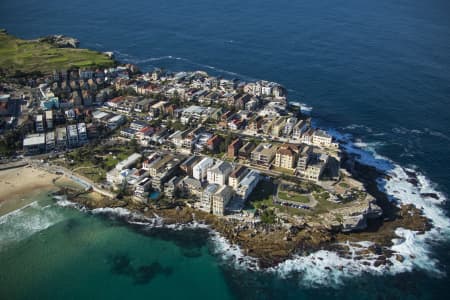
116, 96, 138, 114
238, 142, 255, 160
200, 183, 219, 213
135, 127, 154, 144
45, 131, 55, 152
236, 170, 260, 201
194, 133, 213, 152
271, 117, 286, 137
301, 128, 314, 144
107, 114, 126, 130
250, 143, 277, 166
180, 105, 208, 124
247, 116, 263, 134
299, 153, 329, 182
120, 128, 137, 139
106, 96, 125, 109
23, 134, 46, 155
212, 185, 234, 216
245, 99, 258, 111
92, 111, 112, 124
164, 176, 182, 199
206, 135, 222, 153
86, 123, 99, 139
77, 123, 88, 144
274, 144, 298, 170
35, 115, 44, 133
67, 125, 79, 148
207, 160, 232, 185
292, 119, 309, 140
149, 101, 167, 118
134, 98, 152, 113
130, 120, 149, 131
45, 111, 54, 130
283, 117, 297, 136
182, 128, 202, 152
192, 157, 215, 181
296, 145, 312, 172
148, 154, 180, 191
179, 176, 203, 198
312, 129, 334, 148
227, 138, 242, 159
228, 165, 250, 189
170, 130, 190, 149
55, 127, 67, 150
116, 153, 142, 171
134, 177, 152, 199
127, 168, 149, 186
107, 168, 134, 186
180, 155, 202, 177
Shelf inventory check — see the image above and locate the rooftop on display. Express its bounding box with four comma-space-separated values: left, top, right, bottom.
23, 134, 45, 146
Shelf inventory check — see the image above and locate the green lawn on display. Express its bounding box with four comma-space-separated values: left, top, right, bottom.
0, 31, 114, 76
58, 143, 137, 183
277, 190, 310, 203
271, 166, 295, 175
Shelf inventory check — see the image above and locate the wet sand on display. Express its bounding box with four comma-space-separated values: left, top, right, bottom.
0, 166, 74, 216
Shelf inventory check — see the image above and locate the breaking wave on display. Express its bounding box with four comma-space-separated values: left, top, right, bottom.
266, 126, 450, 287
0, 201, 65, 250
53, 123, 449, 288
114, 50, 259, 81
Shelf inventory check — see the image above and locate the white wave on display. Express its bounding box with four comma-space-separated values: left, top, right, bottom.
424, 128, 450, 141
264, 127, 449, 287
328, 128, 393, 171
0, 201, 64, 249
342, 124, 373, 133
53, 128, 450, 288
381, 165, 449, 232
209, 231, 260, 271
299, 103, 313, 114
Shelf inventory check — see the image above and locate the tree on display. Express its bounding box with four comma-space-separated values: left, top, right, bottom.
260, 209, 276, 224
130, 138, 139, 153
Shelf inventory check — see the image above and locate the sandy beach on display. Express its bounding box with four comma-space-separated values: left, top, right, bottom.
0, 166, 68, 216
0, 166, 61, 201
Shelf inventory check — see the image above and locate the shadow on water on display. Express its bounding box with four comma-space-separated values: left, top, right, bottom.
92, 210, 210, 251
63, 218, 81, 233
107, 252, 173, 285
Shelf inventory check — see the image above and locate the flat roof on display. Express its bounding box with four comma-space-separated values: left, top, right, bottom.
108, 115, 125, 123
45, 110, 53, 118
23, 134, 45, 146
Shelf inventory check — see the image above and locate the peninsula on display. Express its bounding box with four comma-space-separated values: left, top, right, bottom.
0, 32, 430, 268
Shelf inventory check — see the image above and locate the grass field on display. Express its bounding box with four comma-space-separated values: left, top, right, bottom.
277, 190, 310, 203
57, 144, 137, 183
0, 30, 114, 76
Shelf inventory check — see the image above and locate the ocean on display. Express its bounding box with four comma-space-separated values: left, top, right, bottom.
0, 0, 449, 298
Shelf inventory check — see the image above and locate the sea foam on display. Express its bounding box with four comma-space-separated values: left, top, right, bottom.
266, 127, 450, 287
0, 201, 64, 249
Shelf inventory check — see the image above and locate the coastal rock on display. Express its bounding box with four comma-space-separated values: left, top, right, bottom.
395, 254, 405, 262
336, 196, 383, 232
420, 193, 439, 200
37, 35, 80, 48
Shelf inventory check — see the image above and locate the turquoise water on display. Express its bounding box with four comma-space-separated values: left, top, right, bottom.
0, 198, 232, 300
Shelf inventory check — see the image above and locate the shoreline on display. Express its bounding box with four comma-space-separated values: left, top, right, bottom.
0, 164, 86, 216
59, 156, 432, 269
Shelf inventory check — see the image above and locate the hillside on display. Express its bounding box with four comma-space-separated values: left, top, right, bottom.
0, 30, 115, 77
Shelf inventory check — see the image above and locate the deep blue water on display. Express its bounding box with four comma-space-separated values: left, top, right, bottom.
1, 0, 450, 298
